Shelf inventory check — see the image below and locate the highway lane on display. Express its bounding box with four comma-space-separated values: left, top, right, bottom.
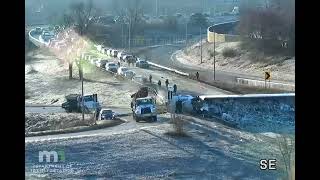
135, 45, 295, 87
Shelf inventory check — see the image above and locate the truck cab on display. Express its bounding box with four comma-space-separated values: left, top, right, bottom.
131, 97, 157, 122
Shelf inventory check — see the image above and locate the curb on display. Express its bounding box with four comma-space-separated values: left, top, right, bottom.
25, 117, 127, 137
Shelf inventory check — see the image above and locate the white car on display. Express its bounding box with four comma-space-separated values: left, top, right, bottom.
96, 45, 103, 52
101, 48, 108, 54
117, 67, 129, 76
90, 58, 99, 65
124, 70, 135, 79
117, 51, 126, 59
95, 59, 108, 68
105, 62, 119, 73
111, 50, 118, 57
106, 49, 112, 56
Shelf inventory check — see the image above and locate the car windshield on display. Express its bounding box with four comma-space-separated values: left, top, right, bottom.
122, 68, 128, 71
136, 99, 153, 106
102, 110, 112, 114
108, 63, 116, 66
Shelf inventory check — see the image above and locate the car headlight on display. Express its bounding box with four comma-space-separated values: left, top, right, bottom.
135, 107, 141, 114
135, 109, 141, 114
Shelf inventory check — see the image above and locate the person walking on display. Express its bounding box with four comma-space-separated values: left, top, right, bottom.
165, 79, 169, 88
158, 80, 161, 87
173, 84, 177, 94
117, 61, 120, 67
149, 74, 152, 83
196, 72, 199, 80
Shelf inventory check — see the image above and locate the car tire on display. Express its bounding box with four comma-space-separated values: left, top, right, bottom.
152, 116, 157, 122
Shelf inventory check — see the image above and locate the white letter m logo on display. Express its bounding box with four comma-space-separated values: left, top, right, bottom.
39, 151, 58, 163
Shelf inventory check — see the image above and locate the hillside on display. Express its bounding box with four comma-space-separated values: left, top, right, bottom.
177, 41, 295, 82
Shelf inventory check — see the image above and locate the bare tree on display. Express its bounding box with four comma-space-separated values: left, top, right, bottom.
237, 0, 295, 55
69, 0, 96, 36
115, 0, 145, 35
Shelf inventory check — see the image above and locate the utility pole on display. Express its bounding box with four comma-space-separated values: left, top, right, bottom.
81, 60, 84, 121
156, 0, 158, 17
185, 22, 188, 46
128, 18, 131, 52
200, 26, 202, 64
121, 23, 124, 48
213, 31, 216, 80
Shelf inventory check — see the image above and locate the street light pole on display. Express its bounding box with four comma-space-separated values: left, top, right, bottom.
200, 26, 202, 64
128, 18, 131, 53
81, 60, 84, 121
213, 31, 216, 81
121, 23, 124, 48
156, 0, 158, 17
185, 22, 188, 46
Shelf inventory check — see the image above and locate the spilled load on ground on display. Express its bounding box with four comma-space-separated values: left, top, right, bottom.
130, 87, 157, 122
62, 94, 101, 113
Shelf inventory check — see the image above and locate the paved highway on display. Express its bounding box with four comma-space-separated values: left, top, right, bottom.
136, 45, 295, 87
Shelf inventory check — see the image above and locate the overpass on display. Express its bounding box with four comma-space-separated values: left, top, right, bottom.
207, 20, 240, 43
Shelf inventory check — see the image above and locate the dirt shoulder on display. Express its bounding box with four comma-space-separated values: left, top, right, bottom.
177, 41, 295, 83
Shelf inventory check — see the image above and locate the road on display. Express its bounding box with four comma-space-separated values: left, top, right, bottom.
136, 45, 294, 86
25, 35, 281, 179
25, 112, 278, 179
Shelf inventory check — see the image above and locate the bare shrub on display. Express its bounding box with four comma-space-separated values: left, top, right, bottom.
276, 135, 295, 180
208, 49, 218, 58
170, 114, 187, 137
222, 48, 237, 58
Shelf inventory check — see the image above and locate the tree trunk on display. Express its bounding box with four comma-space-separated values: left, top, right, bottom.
79, 68, 83, 80
69, 63, 73, 79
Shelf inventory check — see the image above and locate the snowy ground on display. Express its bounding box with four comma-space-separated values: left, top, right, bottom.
178, 41, 295, 83
25, 114, 288, 179
25, 50, 140, 108
25, 113, 95, 134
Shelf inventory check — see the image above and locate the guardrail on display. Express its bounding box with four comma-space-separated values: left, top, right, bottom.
28, 29, 50, 48
236, 78, 295, 91
147, 61, 189, 77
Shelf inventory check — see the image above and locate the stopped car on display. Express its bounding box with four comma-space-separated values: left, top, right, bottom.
90, 58, 99, 65
136, 59, 150, 68
35, 27, 42, 34
106, 49, 112, 56
41, 31, 55, 42
105, 62, 119, 73
117, 51, 127, 60
117, 67, 129, 76
95, 59, 109, 68
111, 50, 118, 57
122, 55, 137, 63
124, 70, 136, 79
98, 109, 116, 120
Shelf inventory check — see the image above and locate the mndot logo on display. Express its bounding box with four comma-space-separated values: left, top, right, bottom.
38, 149, 65, 163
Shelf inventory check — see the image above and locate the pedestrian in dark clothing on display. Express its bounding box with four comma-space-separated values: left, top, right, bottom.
149, 75, 152, 83
173, 84, 177, 94
196, 72, 199, 80
158, 80, 161, 87
165, 79, 169, 88
117, 61, 120, 67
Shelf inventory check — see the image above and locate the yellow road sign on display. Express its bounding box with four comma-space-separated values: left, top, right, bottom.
265, 72, 271, 80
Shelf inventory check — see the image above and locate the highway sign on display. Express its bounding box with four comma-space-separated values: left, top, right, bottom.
265, 72, 271, 80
